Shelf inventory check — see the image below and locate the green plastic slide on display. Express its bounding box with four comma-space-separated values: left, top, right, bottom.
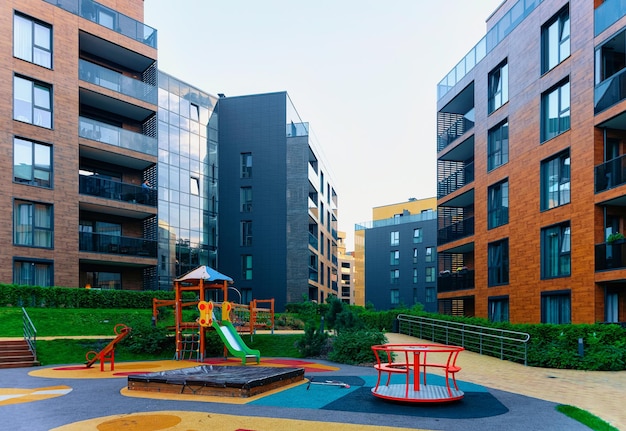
212, 317, 260, 365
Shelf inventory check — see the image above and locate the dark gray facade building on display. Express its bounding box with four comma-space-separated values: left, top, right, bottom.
360, 210, 438, 312
217, 92, 339, 311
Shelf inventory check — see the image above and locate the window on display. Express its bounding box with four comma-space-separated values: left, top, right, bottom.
390, 269, 400, 284
541, 79, 570, 142
13, 137, 52, 188
425, 286, 436, 303
488, 60, 508, 113
390, 250, 400, 265
488, 179, 509, 229
14, 200, 53, 248
390, 231, 399, 246
489, 297, 510, 322
242, 255, 253, 280
425, 267, 435, 283
413, 248, 418, 264
541, 222, 571, 278
14, 76, 52, 128
488, 239, 509, 286
13, 259, 52, 287
190, 176, 199, 195
413, 228, 422, 243
241, 152, 252, 178
541, 150, 570, 210
487, 120, 509, 171
85, 271, 121, 290
541, 291, 571, 324
541, 6, 570, 73
241, 220, 252, 246
390, 289, 399, 305
240, 187, 252, 212
413, 268, 418, 284
14, 13, 52, 69
190, 103, 199, 122
425, 246, 435, 262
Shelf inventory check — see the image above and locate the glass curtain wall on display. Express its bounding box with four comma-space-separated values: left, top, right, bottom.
157, 73, 219, 289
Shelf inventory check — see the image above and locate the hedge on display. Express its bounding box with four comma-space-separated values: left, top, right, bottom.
0, 284, 186, 309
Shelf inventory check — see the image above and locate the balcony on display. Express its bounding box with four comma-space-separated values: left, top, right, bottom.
79, 232, 157, 258
595, 155, 626, 193
596, 242, 626, 270
309, 232, 319, 249
79, 59, 157, 104
44, 0, 157, 48
437, 112, 475, 152
595, 0, 626, 36
79, 175, 156, 206
595, 68, 626, 114
438, 162, 474, 198
438, 270, 475, 293
438, 217, 475, 245
79, 116, 157, 156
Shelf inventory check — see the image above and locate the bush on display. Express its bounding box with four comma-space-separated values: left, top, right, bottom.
328, 330, 388, 365
295, 321, 330, 357
123, 322, 173, 355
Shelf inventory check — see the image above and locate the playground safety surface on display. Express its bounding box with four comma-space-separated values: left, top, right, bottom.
0, 351, 603, 431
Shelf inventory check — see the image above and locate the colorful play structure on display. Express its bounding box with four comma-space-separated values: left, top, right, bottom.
151, 266, 274, 363
85, 323, 131, 371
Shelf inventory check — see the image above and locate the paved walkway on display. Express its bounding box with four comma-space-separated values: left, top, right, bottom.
387, 333, 626, 430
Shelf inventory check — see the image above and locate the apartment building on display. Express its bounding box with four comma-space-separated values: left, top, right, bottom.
436, 0, 626, 324
337, 231, 355, 304
217, 92, 339, 311
355, 198, 438, 311
2, 0, 159, 290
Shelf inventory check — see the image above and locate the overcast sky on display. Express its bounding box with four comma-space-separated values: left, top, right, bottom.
144, 0, 504, 249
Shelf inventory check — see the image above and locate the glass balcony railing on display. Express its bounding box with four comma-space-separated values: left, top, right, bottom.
438, 217, 475, 245
595, 242, 626, 270
595, 0, 626, 36
287, 121, 309, 137
44, 0, 157, 48
595, 68, 626, 114
437, 0, 543, 100
595, 154, 626, 193
79, 60, 157, 104
79, 232, 157, 258
79, 174, 157, 206
79, 116, 157, 156
309, 232, 319, 249
437, 270, 475, 292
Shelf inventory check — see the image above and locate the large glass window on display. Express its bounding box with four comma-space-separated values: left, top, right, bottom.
390, 289, 399, 305
390, 231, 399, 246
488, 60, 508, 113
488, 179, 509, 229
242, 254, 253, 280
240, 186, 252, 212
14, 200, 53, 248
541, 150, 570, 210
14, 13, 52, 69
413, 228, 422, 243
390, 269, 400, 284
85, 271, 121, 290
13, 137, 52, 188
425, 267, 435, 283
14, 76, 52, 128
241, 220, 252, 246
541, 291, 571, 324
13, 259, 52, 287
487, 120, 509, 171
541, 222, 571, 278
488, 239, 509, 286
241, 152, 252, 178
488, 296, 510, 322
390, 250, 400, 265
541, 6, 570, 73
425, 246, 435, 262
541, 79, 570, 142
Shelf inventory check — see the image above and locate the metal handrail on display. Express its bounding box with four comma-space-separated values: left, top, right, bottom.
22, 307, 37, 362
396, 314, 530, 365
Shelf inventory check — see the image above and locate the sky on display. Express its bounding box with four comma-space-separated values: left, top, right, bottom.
144, 0, 504, 250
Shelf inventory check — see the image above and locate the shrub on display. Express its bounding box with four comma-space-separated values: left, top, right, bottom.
295, 321, 330, 358
123, 322, 173, 355
328, 330, 388, 365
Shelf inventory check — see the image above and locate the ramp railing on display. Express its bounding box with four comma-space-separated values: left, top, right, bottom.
22, 307, 37, 362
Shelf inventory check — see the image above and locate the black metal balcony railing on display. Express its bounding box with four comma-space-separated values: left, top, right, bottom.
437, 270, 475, 293
79, 232, 157, 258
437, 117, 475, 152
44, 0, 157, 48
79, 175, 157, 206
595, 154, 626, 193
438, 217, 475, 245
437, 162, 475, 198
595, 242, 626, 271
595, 68, 626, 114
